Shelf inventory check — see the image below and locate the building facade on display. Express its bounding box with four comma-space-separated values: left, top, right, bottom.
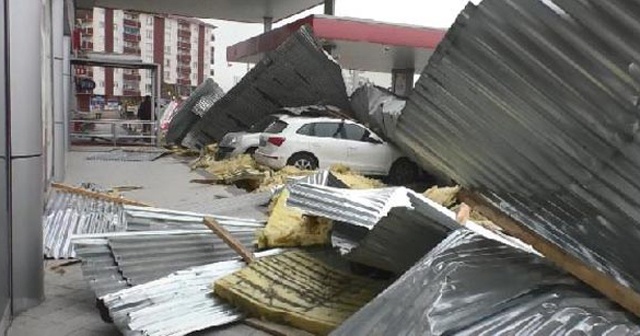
75, 8, 215, 108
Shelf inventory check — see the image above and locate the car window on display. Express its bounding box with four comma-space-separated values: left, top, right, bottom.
264, 120, 288, 134
341, 124, 367, 141
312, 122, 341, 138
296, 123, 313, 135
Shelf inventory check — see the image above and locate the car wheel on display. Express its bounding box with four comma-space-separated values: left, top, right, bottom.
388, 158, 420, 186
287, 153, 318, 170
245, 147, 258, 155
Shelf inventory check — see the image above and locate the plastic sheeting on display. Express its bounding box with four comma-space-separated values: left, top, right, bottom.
349, 84, 405, 141
394, 0, 640, 302
165, 78, 225, 146
188, 26, 351, 147
333, 230, 640, 336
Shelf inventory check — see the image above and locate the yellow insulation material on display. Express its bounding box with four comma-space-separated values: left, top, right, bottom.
214, 251, 387, 335
423, 185, 461, 208
329, 164, 385, 189
257, 190, 332, 248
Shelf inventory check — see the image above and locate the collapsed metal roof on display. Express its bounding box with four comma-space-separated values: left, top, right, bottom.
349, 84, 405, 142
394, 0, 640, 310
187, 26, 351, 147
44, 189, 126, 259
100, 249, 283, 336
286, 183, 457, 273
333, 230, 640, 335
166, 78, 225, 146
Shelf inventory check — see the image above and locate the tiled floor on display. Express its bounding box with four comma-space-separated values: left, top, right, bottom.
6, 149, 270, 336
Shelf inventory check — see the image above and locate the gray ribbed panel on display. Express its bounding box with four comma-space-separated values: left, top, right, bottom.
394, 0, 640, 295
334, 230, 640, 336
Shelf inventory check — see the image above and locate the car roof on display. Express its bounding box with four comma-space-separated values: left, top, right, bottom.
277, 115, 359, 125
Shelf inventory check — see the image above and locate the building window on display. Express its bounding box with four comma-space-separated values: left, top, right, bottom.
165, 59, 170, 67
113, 23, 118, 31
99, 21, 104, 28
145, 84, 153, 92
164, 46, 171, 54
146, 55, 153, 62
114, 82, 119, 88
99, 81, 104, 88
192, 62, 197, 69
146, 30, 152, 39
146, 16, 153, 25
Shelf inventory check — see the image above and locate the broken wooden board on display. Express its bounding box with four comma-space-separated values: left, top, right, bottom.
459, 189, 640, 319
51, 182, 150, 207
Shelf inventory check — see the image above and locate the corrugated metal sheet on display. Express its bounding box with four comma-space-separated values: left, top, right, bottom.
74, 238, 129, 298
188, 26, 351, 147
166, 78, 225, 145
86, 149, 167, 162
108, 231, 257, 286
349, 84, 405, 141
395, 0, 640, 297
124, 205, 266, 231
101, 249, 283, 336
333, 230, 640, 336
43, 190, 126, 259
286, 183, 457, 273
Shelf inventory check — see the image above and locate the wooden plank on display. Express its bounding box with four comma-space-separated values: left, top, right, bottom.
203, 216, 256, 264
51, 182, 150, 207
458, 189, 640, 318
244, 318, 315, 336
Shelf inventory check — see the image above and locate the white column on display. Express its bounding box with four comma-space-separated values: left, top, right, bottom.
8, 0, 44, 313
52, 0, 65, 181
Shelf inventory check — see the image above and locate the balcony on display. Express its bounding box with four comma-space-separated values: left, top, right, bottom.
123, 73, 141, 81
123, 34, 140, 43
178, 54, 191, 63
123, 46, 141, 55
123, 89, 141, 97
123, 18, 140, 28
177, 41, 191, 50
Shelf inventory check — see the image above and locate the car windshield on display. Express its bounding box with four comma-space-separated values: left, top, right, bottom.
248, 116, 277, 133
264, 120, 288, 134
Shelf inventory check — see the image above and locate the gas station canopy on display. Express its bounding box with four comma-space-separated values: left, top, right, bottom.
75, 0, 324, 22
227, 15, 447, 73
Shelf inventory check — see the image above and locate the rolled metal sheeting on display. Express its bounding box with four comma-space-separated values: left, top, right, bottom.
188, 26, 351, 147
43, 190, 127, 259
395, 0, 640, 294
100, 249, 283, 336
165, 78, 225, 145
333, 230, 640, 336
286, 183, 457, 273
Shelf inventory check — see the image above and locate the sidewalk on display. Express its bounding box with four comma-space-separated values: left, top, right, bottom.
7, 149, 268, 336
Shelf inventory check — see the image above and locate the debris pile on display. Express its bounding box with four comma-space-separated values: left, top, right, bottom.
63, 1, 640, 334
214, 250, 388, 336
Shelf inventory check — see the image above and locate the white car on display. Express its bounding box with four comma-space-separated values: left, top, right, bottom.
255, 116, 419, 184
216, 115, 283, 160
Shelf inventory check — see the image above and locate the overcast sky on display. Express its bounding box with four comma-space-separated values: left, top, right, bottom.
204, 0, 472, 91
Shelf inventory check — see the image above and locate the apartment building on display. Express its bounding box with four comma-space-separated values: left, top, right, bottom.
75, 7, 215, 107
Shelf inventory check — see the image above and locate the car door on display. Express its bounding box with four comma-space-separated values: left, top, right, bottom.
306, 122, 348, 169
340, 123, 393, 175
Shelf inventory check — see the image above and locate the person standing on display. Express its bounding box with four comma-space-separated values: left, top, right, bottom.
138, 95, 152, 134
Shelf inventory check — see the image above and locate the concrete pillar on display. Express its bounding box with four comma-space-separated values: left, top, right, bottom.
8, 0, 44, 313
324, 0, 335, 15
391, 68, 415, 98
52, 0, 65, 181
263, 17, 272, 32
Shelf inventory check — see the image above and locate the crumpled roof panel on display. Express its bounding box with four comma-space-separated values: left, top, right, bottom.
333, 230, 640, 336
189, 26, 351, 147
394, 0, 640, 302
